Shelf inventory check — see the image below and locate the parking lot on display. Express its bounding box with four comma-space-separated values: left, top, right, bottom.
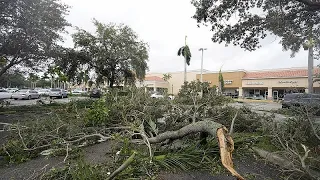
230, 101, 282, 111
5, 96, 88, 106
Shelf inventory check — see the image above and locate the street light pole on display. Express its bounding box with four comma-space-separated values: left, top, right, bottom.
199, 48, 207, 82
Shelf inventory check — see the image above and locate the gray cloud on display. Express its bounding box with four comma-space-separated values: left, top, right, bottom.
61, 0, 312, 73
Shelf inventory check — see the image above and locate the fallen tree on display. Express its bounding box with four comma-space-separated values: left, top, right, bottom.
144, 120, 244, 180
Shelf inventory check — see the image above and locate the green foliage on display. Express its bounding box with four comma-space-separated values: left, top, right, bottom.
0, 140, 32, 163
218, 69, 224, 92
154, 141, 221, 173
0, 0, 70, 77
177, 45, 192, 65
177, 80, 227, 106
162, 73, 172, 81
0, 70, 28, 88
191, 0, 320, 56
85, 99, 109, 126
72, 20, 149, 88
262, 106, 320, 179
42, 159, 107, 180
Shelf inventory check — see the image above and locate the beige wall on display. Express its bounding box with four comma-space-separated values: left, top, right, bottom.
242, 77, 320, 89
147, 71, 199, 94
196, 71, 245, 88
136, 80, 169, 90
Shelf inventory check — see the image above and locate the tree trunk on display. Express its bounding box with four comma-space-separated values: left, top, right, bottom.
109, 70, 115, 88
184, 56, 187, 82
308, 45, 314, 93
147, 120, 244, 180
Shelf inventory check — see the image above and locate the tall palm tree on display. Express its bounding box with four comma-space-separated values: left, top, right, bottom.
177, 36, 192, 82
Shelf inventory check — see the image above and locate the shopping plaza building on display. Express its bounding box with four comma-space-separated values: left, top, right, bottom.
143, 67, 320, 100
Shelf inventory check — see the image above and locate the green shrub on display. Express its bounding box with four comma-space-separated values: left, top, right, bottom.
85, 99, 109, 126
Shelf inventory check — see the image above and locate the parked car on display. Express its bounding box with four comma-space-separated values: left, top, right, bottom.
90, 89, 102, 98
282, 93, 320, 109
0, 89, 12, 100
168, 94, 175, 100
37, 89, 50, 96
71, 89, 87, 95
151, 92, 164, 99
12, 89, 40, 100
49, 88, 68, 99
6, 88, 19, 93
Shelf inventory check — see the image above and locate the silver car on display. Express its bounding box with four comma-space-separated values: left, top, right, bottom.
37, 89, 50, 96
49, 88, 68, 99
12, 89, 40, 100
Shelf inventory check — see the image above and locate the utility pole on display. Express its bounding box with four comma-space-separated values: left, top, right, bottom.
199, 48, 207, 82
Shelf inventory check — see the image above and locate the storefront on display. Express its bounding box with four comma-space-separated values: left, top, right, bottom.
136, 76, 169, 93
196, 70, 245, 97
241, 68, 320, 100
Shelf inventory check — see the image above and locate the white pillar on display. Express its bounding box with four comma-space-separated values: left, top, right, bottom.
267, 88, 273, 100
305, 88, 309, 93
238, 88, 243, 98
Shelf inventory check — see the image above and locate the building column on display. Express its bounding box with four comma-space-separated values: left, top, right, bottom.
153, 86, 156, 92
267, 87, 273, 100
238, 87, 243, 98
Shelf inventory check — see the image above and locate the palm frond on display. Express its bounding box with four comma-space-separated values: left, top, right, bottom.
153, 142, 220, 172
184, 45, 192, 65
177, 47, 184, 56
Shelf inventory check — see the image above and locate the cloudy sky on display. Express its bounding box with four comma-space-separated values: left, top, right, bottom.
61, 0, 312, 73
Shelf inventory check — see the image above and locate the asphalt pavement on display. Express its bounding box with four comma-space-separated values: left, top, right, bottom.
229, 101, 282, 111
5, 96, 88, 106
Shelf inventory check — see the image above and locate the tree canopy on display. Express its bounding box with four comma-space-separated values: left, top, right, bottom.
72, 20, 149, 88
0, 0, 70, 77
192, 0, 320, 56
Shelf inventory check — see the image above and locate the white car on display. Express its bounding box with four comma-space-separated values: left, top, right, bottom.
0, 89, 12, 100
49, 88, 68, 99
151, 92, 164, 99
12, 89, 40, 100
6, 88, 19, 93
71, 89, 87, 95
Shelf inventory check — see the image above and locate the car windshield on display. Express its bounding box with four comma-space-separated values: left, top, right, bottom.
51, 89, 61, 92
18, 90, 28, 93
0, 89, 8, 92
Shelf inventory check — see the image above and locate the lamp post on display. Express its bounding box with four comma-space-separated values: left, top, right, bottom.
199, 48, 207, 82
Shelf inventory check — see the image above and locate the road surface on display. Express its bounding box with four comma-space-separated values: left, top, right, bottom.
5, 96, 88, 106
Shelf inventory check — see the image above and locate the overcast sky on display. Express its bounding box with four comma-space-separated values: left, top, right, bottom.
61, 0, 312, 73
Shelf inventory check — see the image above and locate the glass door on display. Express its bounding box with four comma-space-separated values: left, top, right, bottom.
273, 91, 278, 101
265, 91, 268, 100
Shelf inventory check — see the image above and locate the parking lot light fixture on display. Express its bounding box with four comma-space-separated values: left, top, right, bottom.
199, 48, 207, 82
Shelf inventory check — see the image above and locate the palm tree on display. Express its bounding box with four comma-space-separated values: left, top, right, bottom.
162, 73, 172, 82
177, 36, 192, 82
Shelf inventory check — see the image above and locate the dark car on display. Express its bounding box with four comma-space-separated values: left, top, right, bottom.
282, 93, 320, 108
90, 89, 102, 98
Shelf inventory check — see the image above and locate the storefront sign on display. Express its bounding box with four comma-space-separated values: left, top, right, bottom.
246, 82, 264, 85
278, 80, 298, 84
224, 80, 233, 85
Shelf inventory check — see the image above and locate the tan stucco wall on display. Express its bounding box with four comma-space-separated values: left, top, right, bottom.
196, 71, 245, 88
147, 71, 199, 94
242, 77, 320, 89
